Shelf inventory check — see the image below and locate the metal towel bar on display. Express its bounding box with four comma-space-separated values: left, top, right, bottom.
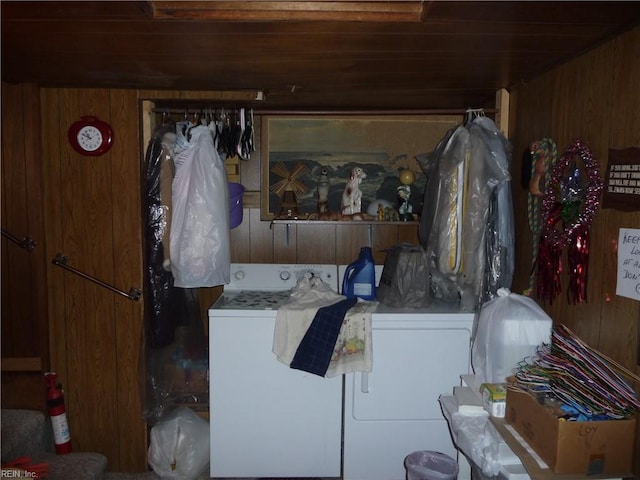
1, 228, 37, 251
52, 253, 142, 301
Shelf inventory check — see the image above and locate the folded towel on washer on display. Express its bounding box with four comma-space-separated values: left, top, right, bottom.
325, 300, 377, 377
273, 273, 345, 367
290, 297, 357, 376
273, 272, 376, 377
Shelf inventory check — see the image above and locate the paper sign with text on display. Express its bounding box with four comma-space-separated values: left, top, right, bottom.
617, 228, 640, 301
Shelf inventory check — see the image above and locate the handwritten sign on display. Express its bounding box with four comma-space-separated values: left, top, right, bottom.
617, 228, 640, 301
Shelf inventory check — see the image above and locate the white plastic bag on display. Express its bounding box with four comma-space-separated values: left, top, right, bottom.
170, 124, 230, 288
471, 288, 552, 384
148, 407, 210, 480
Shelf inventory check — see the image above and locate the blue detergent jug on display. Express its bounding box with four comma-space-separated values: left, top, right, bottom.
342, 247, 376, 300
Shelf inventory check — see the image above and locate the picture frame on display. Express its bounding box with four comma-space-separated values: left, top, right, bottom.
261, 114, 462, 221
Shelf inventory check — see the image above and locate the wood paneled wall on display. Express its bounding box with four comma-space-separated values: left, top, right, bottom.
39, 87, 146, 471
34, 88, 258, 470
509, 25, 640, 467
2, 24, 639, 474
1, 82, 49, 412
510, 25, 640, 370
229, 211, 421, 265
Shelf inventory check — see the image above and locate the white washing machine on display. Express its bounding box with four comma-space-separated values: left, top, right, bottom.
209, 262, 475, 479
208, 263, 342, 479
339, 265, 475, 480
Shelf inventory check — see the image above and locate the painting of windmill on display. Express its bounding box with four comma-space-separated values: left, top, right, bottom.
270, 161, 309, 217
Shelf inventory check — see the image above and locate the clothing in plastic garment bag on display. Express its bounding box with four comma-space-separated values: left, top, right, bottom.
143, 123, 183, 349
417, 116, 513, 311
471, 117, 514, 301
170, 124, 231, 288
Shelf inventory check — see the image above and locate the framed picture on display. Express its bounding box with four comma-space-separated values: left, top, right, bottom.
261, 115, 461, 221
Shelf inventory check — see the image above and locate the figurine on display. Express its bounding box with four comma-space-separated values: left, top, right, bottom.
317, 166, 330, 213
341, 167, 367, 215
529, 142, 545, 197
383, 207, 399, 222
397, 169, 416, 221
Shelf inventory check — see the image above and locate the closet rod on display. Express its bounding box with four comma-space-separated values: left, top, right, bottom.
151, 107, 497, 116
1, 228, 36, 252
151, 106, 255, 114
52, 253, 142, 301
253, 108, 497, 116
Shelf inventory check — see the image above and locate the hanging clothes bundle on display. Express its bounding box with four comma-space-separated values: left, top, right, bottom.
142, 113, 234, 421
166, 108, 256, 162
143, 122, 182, 349
170, 119, 231, 288
472, 116, 515, 300
417, 110, 514, 311
143, 113, 234, 332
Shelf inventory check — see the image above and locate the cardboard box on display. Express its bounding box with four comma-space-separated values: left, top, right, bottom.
505, 388, 636, 475
480, 383, 506, 417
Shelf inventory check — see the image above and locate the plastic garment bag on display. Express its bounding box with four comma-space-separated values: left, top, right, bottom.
417, 127, 456, 259
471, 117, 514, 301
417, 116, 513, 311
417, 128, 460, 304
459, 119, 511, 309
170, 124, 230, 288
419, 125, 474, 306
144, 123, 182, 349
432, 125, 471, 279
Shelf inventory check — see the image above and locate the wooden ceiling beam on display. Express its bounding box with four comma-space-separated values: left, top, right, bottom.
148, 1, 425, 22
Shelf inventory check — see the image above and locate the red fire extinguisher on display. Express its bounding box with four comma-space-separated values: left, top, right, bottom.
44, 372, 72, 454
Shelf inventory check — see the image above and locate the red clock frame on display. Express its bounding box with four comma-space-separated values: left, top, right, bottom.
68, 116, 114, 156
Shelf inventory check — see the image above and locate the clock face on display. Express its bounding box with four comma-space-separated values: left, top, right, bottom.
77, 125, 103, 152
68, 116, 113, 156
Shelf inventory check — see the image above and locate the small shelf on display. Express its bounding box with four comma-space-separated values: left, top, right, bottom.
269, 219, 419, 226
269, 218, 419, 246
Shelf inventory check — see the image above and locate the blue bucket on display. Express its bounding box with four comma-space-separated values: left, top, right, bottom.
229, 182, 245, 229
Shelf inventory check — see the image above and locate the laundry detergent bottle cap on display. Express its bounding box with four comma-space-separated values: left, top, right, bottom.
342, 246, 376, 301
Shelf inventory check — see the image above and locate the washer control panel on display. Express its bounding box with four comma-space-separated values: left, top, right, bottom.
226, 264, 339, 292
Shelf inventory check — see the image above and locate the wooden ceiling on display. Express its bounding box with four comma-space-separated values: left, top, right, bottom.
2, 1, 640, 111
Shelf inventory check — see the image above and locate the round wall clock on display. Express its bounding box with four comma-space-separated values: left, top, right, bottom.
68, 116, 114, 156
